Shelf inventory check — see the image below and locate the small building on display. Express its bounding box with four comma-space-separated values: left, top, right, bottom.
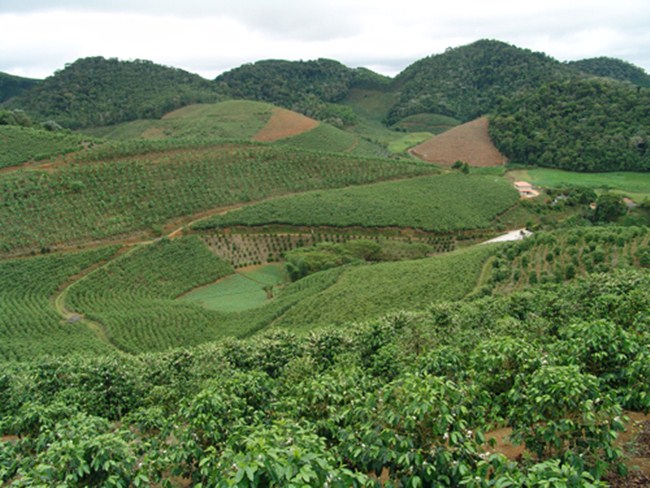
513, 181, 539, 199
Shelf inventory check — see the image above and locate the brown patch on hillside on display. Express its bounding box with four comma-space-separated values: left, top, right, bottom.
410, 116, 507, 167
253, 107, 319, 142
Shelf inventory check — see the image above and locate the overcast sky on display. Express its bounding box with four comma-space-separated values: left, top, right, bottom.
1, 0, 649, 80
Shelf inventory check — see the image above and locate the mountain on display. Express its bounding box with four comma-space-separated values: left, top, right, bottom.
0, 72, 41, 103
216, 58, 391, 126
4, 57, 223, 128
490, 77, 650, 172
387, 39, 577, 124
569, 57, 650, 88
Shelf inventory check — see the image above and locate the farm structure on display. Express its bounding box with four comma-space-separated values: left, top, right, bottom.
514, 181, 540, 198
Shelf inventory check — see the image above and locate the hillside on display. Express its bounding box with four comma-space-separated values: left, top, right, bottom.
387, 39, 575, 124
569, 57, 650, 87
490, 78, 650, 172
410, 116, 506, 166
4, 57, 223, 128
216, 58, 390, 126
0, 72, 40, 103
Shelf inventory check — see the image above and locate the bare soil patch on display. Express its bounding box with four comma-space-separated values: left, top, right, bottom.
253, 108, 319, 142
409, 116, 507, 167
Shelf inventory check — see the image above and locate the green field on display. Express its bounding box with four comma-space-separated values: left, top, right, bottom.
65, 237, 234, 353
509, 168, 650, 200
276, 122, 386, 157
196, 173, 519, 232
387, 132, 433, 153
82, 100, 274, 141
0, 125, 96, 169
0, 246, 119, 361
181, 264, 285, 312
0, 143, 434, 254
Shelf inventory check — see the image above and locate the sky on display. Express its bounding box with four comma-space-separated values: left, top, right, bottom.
1, 0, 649, 80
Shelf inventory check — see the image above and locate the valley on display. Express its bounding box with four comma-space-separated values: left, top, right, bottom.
0, 39, 649, 486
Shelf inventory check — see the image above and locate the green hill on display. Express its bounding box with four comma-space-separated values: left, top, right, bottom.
490, 78, 650, 172
216, 58, 390, 126
569, 57, 650, 87
388, 39, 575, 124
82, 100, 275, 140
5, 57, 223, 128
0, 72, 40, 103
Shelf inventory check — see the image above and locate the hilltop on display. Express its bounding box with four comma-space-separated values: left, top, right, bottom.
568, 56, 650, 87
0, 72, 41, 103
4, 57, 223, 128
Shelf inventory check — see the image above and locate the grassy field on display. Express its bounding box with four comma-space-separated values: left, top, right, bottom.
0, 125, 96, 169
507, 168, 650, 201
1, 142, 434, 255
180, 264, 285, 312
196, 173, 519, 232
81, 101, 274, 141
388, 132, 433, 153
0, 246, 119, 361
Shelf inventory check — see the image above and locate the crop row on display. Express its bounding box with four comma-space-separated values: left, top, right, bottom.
195, 174, 519, 233
1, 143, 435, 254
490, 226, 650, 290
0, 246, 119, 361
66, 237, 234, 353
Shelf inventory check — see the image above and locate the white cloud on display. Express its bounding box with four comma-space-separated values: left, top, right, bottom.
0, 0, 649, 79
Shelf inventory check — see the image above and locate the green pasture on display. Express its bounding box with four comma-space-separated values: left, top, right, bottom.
508, 168, 650, 201
181, 264, 285, 313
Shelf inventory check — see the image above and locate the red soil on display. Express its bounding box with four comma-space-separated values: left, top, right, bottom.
410, 116, 507, 167
253, 107, 319, 142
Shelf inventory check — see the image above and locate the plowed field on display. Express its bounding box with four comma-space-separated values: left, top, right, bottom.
253, 107, 319, 142
410, 116, 506, 167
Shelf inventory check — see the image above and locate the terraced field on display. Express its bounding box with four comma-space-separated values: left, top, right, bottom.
195, 173, 519, 232
1, 142, 434, 255
0, 246, 119, 361
0, 125, 96, 169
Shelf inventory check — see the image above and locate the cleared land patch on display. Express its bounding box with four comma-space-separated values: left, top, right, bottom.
411, 116, 507, 167
253, 107, 319, 142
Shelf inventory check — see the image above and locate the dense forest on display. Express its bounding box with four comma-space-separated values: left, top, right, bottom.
0, 73, 40, 103
568, 57, 650, 88
4, 57, 223, 128
489, 78, 650, 172
216, 59, 390, 127
386, 40, 576, 124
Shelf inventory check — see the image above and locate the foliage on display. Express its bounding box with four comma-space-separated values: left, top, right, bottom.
66, 237, 233, 353
569, 57, 650, 88
0, 247, 118, 361
388, 39, 574, 124
593, 193, 627, 222
0, 125, 96, 169
6, 57, 223, 128
490, 78, 650, 172
0, 72, 40, 103
0, 142, 432, 254
196, 174, 519, 232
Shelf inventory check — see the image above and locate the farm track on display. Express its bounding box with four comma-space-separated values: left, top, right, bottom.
52, 245, 140, 352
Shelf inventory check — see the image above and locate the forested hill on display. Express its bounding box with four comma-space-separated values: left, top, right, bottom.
387, 39, 577, 124
4, 57, 223, 128
490, 78, 650, 172
0, 72, 41, 103
569, 57, 650, 88
216, 58, 391, 126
